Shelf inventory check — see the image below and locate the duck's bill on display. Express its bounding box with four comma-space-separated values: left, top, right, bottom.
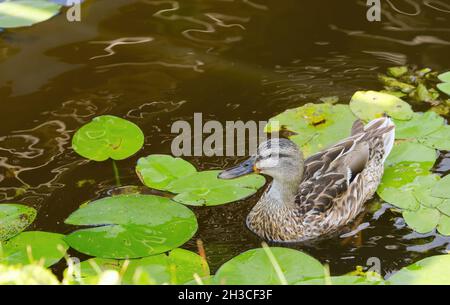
218, 157, 257, 179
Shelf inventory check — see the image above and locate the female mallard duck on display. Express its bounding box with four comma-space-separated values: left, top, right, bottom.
218, 116, 395, 242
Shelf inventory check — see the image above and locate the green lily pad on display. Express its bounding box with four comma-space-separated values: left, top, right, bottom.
0, 264, 59, 285
431, 174, 450, 199
377, 162, 432, 210
265, 103, 356, 157
385, 142, 437, 167
349, 91, 413, 121
0, 203, 36, 242
437, 200, 450, 216
418, 125, 450, 151
394, 112, 444, 139
72, 115, 144, 161
67, 248, 209, 285
437, 214, 450, 235
64, 194, 198, 259
403, 206, 440, 234
437, 83, 450, 96
0, 231, 68, 267
389, 254, 450, 284
214, 247, 324, 285
0, 0, 62, 29
136, 155, 266, 206
438, 71, 450, 83
168, 170, 265, 206
412, 175, 445, 208
295, 275, 385, 285
136, 155, 197, 191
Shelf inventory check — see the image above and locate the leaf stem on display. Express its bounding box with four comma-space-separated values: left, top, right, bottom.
112, 160, 121, 186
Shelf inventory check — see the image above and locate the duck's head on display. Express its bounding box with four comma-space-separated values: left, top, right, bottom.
218, 138, 304, 183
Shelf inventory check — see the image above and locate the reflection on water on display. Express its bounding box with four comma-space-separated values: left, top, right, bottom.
0, 0, 450, 276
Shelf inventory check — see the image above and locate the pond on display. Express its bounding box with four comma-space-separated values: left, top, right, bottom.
0, 0, 450, 280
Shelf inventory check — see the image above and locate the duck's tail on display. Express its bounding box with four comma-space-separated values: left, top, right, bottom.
361, 116, 395, 163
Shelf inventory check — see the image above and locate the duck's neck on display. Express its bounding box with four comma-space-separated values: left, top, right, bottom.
263, 178, 300, 208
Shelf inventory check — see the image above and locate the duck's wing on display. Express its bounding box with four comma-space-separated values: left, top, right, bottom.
295, 138, 369, 214
296, 117, 394, 214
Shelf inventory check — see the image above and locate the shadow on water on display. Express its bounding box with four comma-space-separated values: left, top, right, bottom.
0, 0, 449, 277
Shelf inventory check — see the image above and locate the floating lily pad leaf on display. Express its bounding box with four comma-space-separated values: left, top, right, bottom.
438, 72, 450, 83
403, 206, 440, 234
0, 0, 62, 28
64, 194, 197, 259
349, 91, 413, 121
136, 155, 197, 191
0, 203, 36, 242
49, 0, 83, 6
214, 247, 324, 285
394, 112, 444, 139
169, 170, 265, 206
377, 162, 431, 210
437, 214, 450, 235
437, 83, 450, 96
0, 264, 59, 285
431, 174, 450, 199
418, 125, 450, 151
295, 275, 385, 285
0, 231, 68, 267
437, 200, 450, 216
412, 175, 444, 208
265, 103, 356, 157
72, 115, 144, 161
389, 254, 450, 284
68, 248, 209, 285
385, 142, 437, 167
380, 90, 406, 98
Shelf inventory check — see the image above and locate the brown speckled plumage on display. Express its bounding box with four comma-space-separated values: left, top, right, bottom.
241, 117, 395, 242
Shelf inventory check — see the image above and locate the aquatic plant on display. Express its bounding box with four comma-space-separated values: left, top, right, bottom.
437, 72, 450, 96
0, 203, 36, 242
0, 0, 62, 29
72, 115, 144, 185
136, 155, 265, 206
64, 194, 198, 259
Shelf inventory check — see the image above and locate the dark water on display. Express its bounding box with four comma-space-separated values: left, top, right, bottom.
1, 0, 450, 278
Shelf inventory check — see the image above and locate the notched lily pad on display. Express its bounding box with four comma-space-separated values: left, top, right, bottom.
0, 203, 36, 242
0, 231, 68, 267
350, 91, 413, 121
136, 155, 266, 206
64, 194, 198, 259
67, 248, 209, 285
136, 155, 196, 191
388, 254, 450, 285
214, 247, 324, 285
0, 0, 62, 29
403, 206, 440, 234
72, 115, 144, 161
265, 103, 356, 157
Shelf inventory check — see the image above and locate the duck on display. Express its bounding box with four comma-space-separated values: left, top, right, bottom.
218, 116, 395, 242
